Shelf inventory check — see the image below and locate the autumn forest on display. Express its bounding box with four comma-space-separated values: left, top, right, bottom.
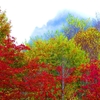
1, 9, 100, 100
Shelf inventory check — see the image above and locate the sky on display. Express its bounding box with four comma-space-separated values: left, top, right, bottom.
0, 0, 100, 44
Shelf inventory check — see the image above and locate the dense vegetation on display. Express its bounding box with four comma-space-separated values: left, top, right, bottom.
1, 9, 100, 100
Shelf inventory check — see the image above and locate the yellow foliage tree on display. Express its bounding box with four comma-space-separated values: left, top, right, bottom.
25, 34, 89, 68
0, 9, 11, 44
74, 28, 100, 60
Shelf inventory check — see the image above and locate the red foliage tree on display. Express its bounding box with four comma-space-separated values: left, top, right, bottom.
0, 61, 25, 99
56, 66, 77, 99
0, 25, 60, 99
0, 36, 30, 67
0, 8, 61, 100
0, 58, 61, 99
75, 60, 100, 100
20, 60, 61, 100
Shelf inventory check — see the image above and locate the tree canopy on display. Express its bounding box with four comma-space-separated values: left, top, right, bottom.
25, 34, 89, 68
74, 27, 100, 60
